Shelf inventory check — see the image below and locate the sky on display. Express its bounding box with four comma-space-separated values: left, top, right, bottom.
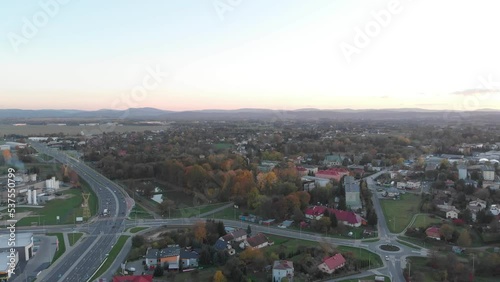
1, 0, 500, 111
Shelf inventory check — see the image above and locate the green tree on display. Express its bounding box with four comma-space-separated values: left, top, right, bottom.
131, 235, 145, 248
457, 230, 472, 247
153, 265, 164, 277
440, 224, 454, 242
367, 210, 378, 226
329, 212, 338, 228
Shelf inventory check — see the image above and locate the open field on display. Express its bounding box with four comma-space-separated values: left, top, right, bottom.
380, 193, 421, 233
128, 204, 154, 219
67, 232, 83, 246
410, 214, 442, 229
0, 124, 169, 136
16, 185, 97, 226
90, 235, 130, 281
47, 233, 66, 263
336, 246, 383, 268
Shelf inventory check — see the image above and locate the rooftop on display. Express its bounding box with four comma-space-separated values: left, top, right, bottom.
273, 260, 294, 270
0, 233, 33, 249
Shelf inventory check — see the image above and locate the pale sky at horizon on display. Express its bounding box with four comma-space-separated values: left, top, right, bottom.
1, 0, 500, 111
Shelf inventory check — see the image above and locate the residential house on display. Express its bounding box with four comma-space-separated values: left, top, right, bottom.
302, 165, 319, 175
112, 274, 153, 282
272, 260, 294, 282
304, 206, 328, 220
468, 199, 487, 210
344, 176, 362, 210
145, 246, 181, 270
323, 154, 344, 167
296, 166, 308, 176
490, 205, 500, 216
425, 226, 441, 240
222, 229, 247, 243
245, 233, 271, 249
482, 165, 496, 181
180, 249, 199, 270
317, 254, 346, 274
315, 168, 350, 182
446, 208, 460, 219
214, 238, 236, 255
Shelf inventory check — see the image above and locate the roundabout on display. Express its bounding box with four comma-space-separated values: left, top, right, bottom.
379, 244, 401, 252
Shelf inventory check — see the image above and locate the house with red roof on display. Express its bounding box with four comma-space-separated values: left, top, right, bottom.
112, 274, 153, 282
304, 206, 327, 220
245, 233, 272, 249
317, 254, 346, 274
425, 226, 441, 240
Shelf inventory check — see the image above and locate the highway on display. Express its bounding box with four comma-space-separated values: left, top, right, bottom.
29, 142, 131, 282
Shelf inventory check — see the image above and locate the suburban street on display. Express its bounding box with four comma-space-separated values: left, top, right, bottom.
13, 144, 428, 282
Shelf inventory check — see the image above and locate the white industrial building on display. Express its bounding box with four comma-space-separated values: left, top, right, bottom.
0, 233, 33, 262
0, 251, 17, 280
45, 177, 60, 190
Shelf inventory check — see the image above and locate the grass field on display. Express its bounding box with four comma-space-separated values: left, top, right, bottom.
336, 246, 383, 268
263, 234, 318, 257
380, 193, 421, 233
128, 227, 148, 233
128, 204, 154, 219
89, 235, 130, 281
339, 275, 390, 282
16, 185, 97, 226
210, 205, 246, 220
67, 232, 83, 246
410, 214, 442, 229
47, 233, 66, 263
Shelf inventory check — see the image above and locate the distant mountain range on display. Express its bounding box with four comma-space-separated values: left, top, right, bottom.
0, 107, 499, 121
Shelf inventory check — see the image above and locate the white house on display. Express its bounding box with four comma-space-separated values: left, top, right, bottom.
490, 205, 500, 216
272, 260, 294, 282
482, 165, 496, 181
446, 209, 459, 219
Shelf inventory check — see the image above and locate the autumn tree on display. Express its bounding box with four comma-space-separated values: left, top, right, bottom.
193, 221, 207, 243
213, 270, 227, 282
457, 230, 471, 247
440, 224, 454, 242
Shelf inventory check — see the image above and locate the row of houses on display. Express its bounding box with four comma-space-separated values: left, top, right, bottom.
304, 206, 365, 227
144, 246, 199, 270
215, 230, 273, 255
